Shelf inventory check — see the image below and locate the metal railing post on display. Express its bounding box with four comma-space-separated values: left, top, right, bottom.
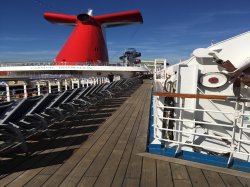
48, 81, 52, 93
37, 82, 41, 96
6, 84, 10, 102
57, 80, 61, 92
23, 82, 27, 98
175, 97, 184, 156
227, 101, 239, 167
65, 79, 68, 90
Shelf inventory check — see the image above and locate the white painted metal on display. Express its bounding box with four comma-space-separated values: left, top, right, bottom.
208, 31, 250, 70
64, 79, 68, 90
48, 81, 51, 93
152, 96, 162, 144
57, 80, 61, 92
151, 31, 250, 165
36, 82, 41, 96
23, 83, 27, 98
0, 65, 148, 72
81, 79, 85, 87
153, 95, 250, 163
6, 84, 10, 102
77, 80, 80, 88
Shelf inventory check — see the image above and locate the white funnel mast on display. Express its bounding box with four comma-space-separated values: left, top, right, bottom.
87, 9, 93, 16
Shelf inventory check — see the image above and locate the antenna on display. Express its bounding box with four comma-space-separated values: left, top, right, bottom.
87, 9, 93, 16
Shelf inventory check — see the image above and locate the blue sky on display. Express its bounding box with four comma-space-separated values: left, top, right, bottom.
1, 0, 250, 64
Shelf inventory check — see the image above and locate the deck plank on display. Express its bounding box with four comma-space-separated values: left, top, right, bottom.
41, 96, 134, 187
140, 157, 157, 187
7, 127, 90, 187
83, 104, 140, 177
220, 173, 244, 187
0, 128, 69, 186
93, 91, 147, 187
156, 160, 174, 187
77, 177, 97, 187
186, 166, 209, 187
124, 87, 151, 182
237, 176, 250, 187
58, 86, 143, 186
122, 178, 140, 187
111, 95, 146, 187
202, 170, 226, 187
170, 163, 192, 187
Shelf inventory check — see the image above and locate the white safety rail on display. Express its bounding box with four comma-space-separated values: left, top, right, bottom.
0, 76, 115, 102
153, 94, 250, 166
154, 59, 167, 82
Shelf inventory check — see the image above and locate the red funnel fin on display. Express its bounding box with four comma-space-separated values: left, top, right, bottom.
94, 10, 143, 27
44, 12, 77, 25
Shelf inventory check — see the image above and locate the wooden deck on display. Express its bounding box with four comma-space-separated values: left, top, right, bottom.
0, 80, 250, 187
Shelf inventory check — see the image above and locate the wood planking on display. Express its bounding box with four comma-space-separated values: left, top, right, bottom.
41, 94, 135, 186
220, 173, 244, 187
237, 176, 250, 187
0, 86, 138, 186
0, 128, 70, 186
77, 177, 97, 187
170, 163, 192, 187
186, 167, 209, 187
6, 127, 87, 187
110, 89, 148, 187
156, 160, 174, 187
58, 88, 143, 186
140, 157, 157, 187
139, 152, 250, 179
92, 89, 147, 187
82, 96, 142, 177
123, 85, 151, 184
202, 170, 226, 187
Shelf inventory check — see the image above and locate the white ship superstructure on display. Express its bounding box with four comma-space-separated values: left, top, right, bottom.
150, 31, 250, 170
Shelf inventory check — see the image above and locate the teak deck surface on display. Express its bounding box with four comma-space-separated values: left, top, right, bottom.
0, 80, 250, 187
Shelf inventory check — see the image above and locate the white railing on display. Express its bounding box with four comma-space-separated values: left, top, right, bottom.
153, 94, 250, 166
0, 76, 112, 102
0, 61, 145, 67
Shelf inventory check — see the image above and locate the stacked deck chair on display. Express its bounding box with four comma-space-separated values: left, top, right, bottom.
91, 81, 118, 99
0, 96, 42, 152
72, 78, 141, 110
24, 89, 80, 132
0, 101, 24, 153
78, 83, 108, 107
99, 78, 140, 98
71, 85, 98, 110
0, 78, 141, 153
24, 92, 60, 134
47, 89, 75, 120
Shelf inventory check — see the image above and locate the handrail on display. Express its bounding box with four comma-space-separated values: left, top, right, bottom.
154, 92, 231, 101
152, 92, 250, 165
